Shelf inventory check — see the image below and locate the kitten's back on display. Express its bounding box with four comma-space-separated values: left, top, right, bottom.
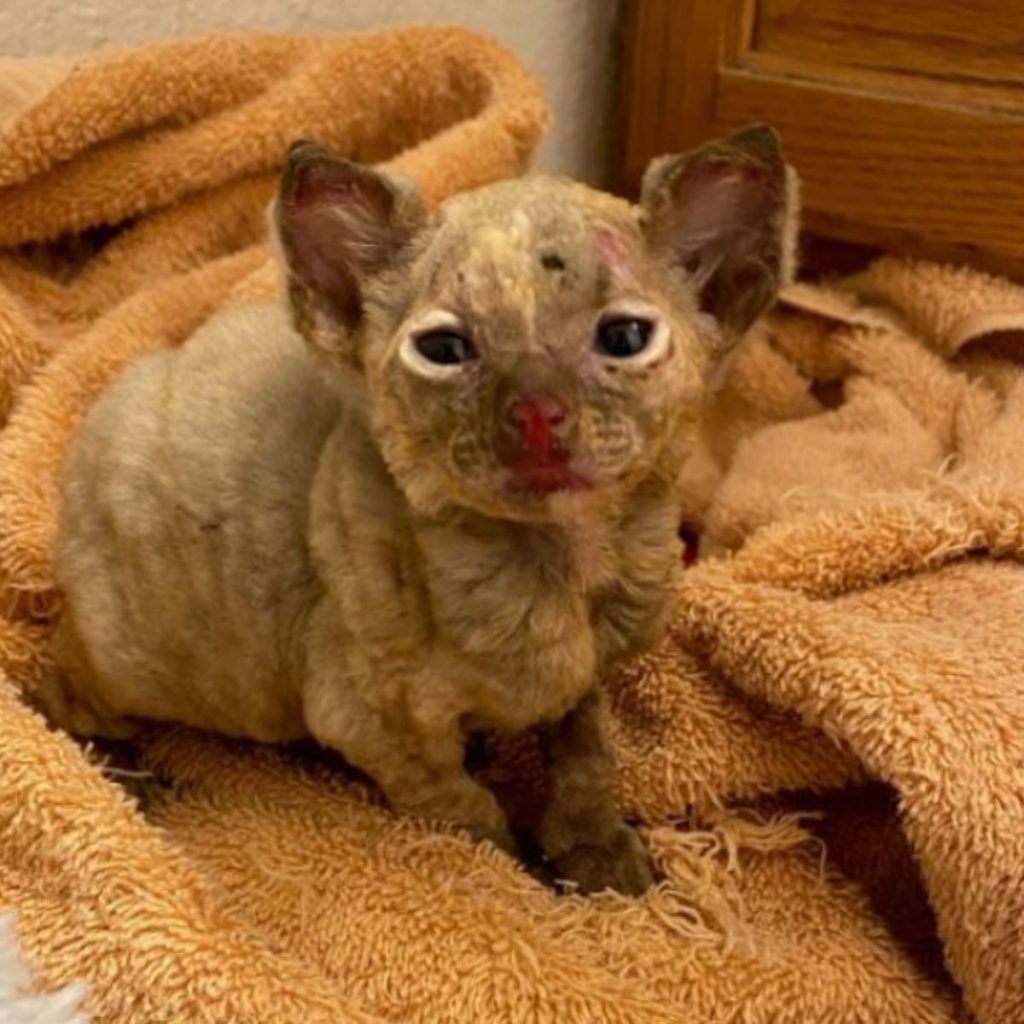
50, 302, 343, 739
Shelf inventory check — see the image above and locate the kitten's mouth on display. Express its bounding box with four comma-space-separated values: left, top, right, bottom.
506, 453, 593, 497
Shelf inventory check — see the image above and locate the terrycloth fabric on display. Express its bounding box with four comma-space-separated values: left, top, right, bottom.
0, 31, 1020, 1024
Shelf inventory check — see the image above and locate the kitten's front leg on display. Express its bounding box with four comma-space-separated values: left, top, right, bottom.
305, 681, 515, 853
536, 687, 653, 895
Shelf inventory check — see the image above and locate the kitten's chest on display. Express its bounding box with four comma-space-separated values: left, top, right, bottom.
422, 521, 621, 728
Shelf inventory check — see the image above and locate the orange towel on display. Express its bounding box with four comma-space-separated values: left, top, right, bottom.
0, 28, 1020, 1024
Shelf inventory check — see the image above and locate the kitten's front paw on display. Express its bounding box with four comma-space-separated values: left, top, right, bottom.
552, 823, 654, 896
468, 821, 520, 858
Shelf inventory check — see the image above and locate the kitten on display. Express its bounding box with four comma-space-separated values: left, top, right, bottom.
43, 126, 797, 894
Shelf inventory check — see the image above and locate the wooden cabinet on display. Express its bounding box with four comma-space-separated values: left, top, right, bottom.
615, 1, 1024, 278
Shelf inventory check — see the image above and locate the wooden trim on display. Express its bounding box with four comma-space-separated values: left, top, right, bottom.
724, 0, 759, 63
613, 0, 746, 195
739, 49, 1024, 118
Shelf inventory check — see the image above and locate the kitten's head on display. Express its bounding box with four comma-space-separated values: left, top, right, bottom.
273, 127, 797, 521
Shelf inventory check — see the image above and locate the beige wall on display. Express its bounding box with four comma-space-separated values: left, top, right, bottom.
0, 0, 620, 183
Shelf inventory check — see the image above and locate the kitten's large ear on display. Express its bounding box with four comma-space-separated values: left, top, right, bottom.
274, 141, 425, 358
640, 124, 798, 338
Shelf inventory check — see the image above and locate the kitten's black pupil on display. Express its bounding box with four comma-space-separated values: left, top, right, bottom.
415, 330, 475, 366
596, 318, 653, 358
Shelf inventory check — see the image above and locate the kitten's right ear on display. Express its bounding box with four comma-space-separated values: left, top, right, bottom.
274, 141, 425, 359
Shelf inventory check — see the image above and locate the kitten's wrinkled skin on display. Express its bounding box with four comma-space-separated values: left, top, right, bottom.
45, 126, 797, 894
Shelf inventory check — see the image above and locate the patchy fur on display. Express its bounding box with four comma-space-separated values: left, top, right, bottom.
45, 127, 796, 894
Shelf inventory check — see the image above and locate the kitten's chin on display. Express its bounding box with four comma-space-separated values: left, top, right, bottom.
395, 457, 614, 524
505, 462, 594, 499
473, 475, 617, 524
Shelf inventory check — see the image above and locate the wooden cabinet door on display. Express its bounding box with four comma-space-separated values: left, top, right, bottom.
615, 0, 1024, 278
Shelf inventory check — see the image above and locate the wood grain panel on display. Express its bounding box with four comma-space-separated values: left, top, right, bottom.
614, 0, 752, 193
756, 0, 1024, 87
613, 0, 1024, 277
714, 66, 1024, 273
743, 50, 1024, 117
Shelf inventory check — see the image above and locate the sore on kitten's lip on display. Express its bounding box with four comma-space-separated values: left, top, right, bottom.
507, 454, 593, 496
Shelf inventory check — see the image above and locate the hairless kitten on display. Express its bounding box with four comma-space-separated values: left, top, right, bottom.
43, 125, 796, 894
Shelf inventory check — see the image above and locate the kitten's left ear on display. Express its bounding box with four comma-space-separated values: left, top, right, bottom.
640, 124, 798, 338
274, 141, 425, 360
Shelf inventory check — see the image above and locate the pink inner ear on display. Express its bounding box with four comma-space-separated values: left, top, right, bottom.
674, 172, 745, 244
667, 162, 775, 275
282, 160, 397, 323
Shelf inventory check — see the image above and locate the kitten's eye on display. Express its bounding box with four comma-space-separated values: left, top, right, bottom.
594, 317, 654, 359
414, 330, 476, 366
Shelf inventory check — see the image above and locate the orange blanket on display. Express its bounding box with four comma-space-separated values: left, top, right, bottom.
0, 28, 1020, 1024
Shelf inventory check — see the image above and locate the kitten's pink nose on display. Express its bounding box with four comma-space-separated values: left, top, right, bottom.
507, 394, 568, 452
508, 394, 567, 429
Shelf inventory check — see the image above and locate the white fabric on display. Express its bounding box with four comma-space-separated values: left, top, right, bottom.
0, 916, 88, 1024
